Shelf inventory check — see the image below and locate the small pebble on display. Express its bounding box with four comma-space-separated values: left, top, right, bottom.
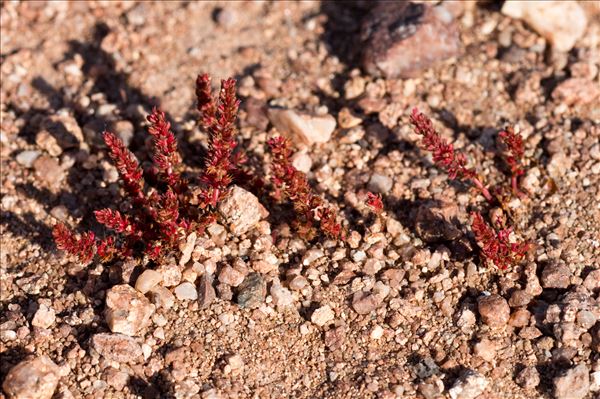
311, 305, 335, 327
174, 282, 198, 301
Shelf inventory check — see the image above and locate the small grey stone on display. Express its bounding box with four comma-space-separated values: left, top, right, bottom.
367, 173, 393, 194
174, 282, 198, 301
236, 273, 266, 309
16, 150, 41, 168
414, 357, 439, 379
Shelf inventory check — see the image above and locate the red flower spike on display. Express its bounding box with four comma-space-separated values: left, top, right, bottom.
54, 74, 253, 264
94, 209, 139, 237
195, 74, 243, 208
97, 236, 117, 261
103, 131, 145, 203
196, 73, 218, 132
366, 192, 384, 214
410, 108, 493, 202
147, 107, 186, 193
52, 223, 96, 264
156, 189, 182, 245
471, 212, 529, 270
318, 207, 343, 240
268, 136, 343, 240
499, 127, 526, 198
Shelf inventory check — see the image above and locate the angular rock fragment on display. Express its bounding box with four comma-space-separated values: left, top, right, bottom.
2, 356, 60, 399
449, 370, 488, 399
236, 272, 266, 309
541, 263, 571, 289
268, 108, 336, 145
198, 273, 216, 308
90, 333, 143, 363
553, 364, 590, 399
135, 269, 162, 294
218, 185, 265, 235
477, 294, 510, 328
501, 1, 587, 52
105, 284, 155, 336
311, 305, 335, 327
361, 2, 460, 78
31, 304, 56, 329
174, 282, 198, 301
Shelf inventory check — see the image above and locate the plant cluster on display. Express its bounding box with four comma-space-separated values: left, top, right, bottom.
366, 192, 384, 214
55, 74, 348, 264
409, 108, 530, 269
54, 74, 245, 264
53, 76, 531, 272
268, 136, 343, 240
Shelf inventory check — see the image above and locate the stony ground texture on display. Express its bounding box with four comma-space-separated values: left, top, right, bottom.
1, 1, 600, 398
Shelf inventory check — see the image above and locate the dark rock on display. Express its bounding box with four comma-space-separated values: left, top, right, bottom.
236, 273, 266, 309
198, 273, 216, 309
361, 2, 460, 78
414, 357, 439, 379
541, 263, 571, 289
414, 201, 461, 243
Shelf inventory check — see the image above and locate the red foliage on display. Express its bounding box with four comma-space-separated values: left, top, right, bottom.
268, 136, 343, 240
94, 209, 139, 237
147, 107, 186, 193
103, 131, 145, 203
366, 192, 384, 214
499, 127, 526, 198
471, 212, 529, 270
52, 224, 97, 264
195, 74, 242, 208
410, 108, 493, 202
54, 74, 248, 264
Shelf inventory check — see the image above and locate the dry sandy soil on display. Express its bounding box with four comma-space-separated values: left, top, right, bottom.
1, 1, 599, 399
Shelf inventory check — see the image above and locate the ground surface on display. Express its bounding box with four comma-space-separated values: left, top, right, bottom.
1, 1, 599, 399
